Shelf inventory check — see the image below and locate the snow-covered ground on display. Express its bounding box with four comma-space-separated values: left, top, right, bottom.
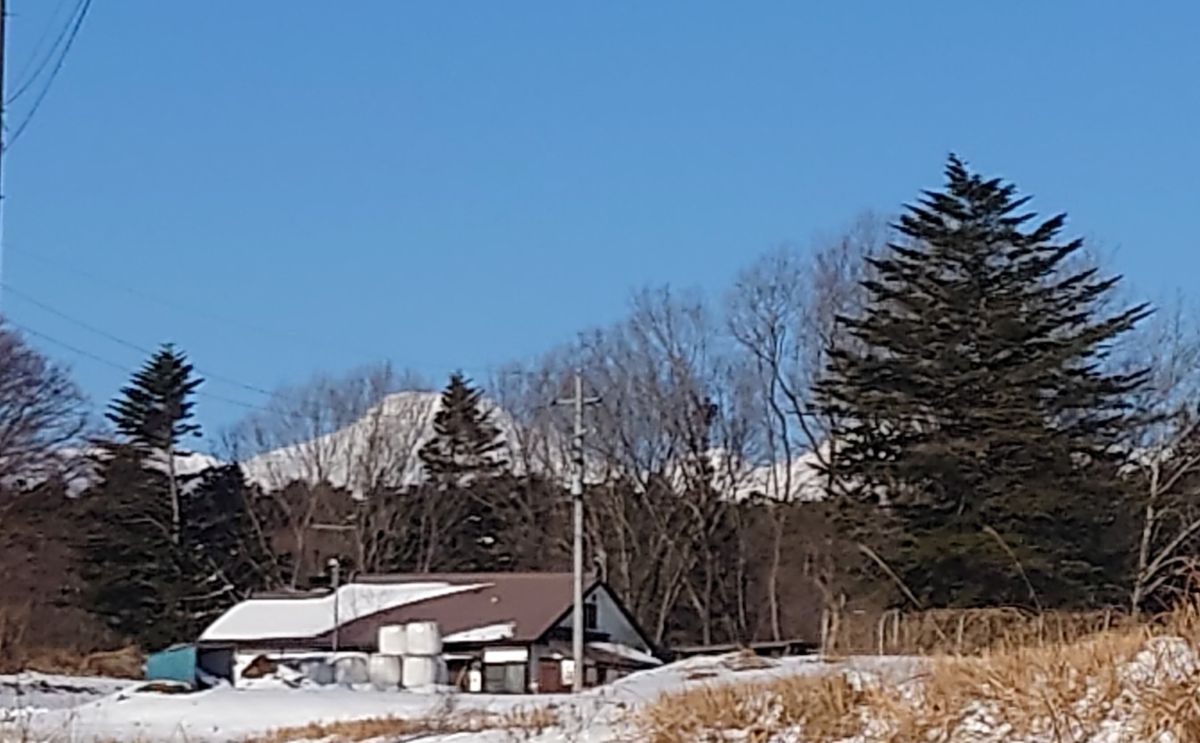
0, 653, 862, 743
5, 635, 1196, 743
0, 673, 135, 723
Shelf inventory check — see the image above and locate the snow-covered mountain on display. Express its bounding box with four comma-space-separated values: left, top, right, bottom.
238, 390, 530, 496
234, 390, 824, 501
28, 391, 826, 502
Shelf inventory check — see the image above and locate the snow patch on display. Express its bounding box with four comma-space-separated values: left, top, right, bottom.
588, 641, 662, 667
444, 622, 516, 644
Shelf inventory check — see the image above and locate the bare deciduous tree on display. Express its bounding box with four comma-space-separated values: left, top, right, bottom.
1127, 301, 1200, 612
558, 287, 758, 644
225, 363, 431, 584
725, 214, 885, 636
0, 321, 87, 493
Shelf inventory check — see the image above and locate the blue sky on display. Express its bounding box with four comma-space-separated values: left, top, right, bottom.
1, 1, 1197, 443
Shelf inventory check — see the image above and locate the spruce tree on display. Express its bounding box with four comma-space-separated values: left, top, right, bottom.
420, 372, 508, 481
106, 344, 202, 543
81, 345, 207, 647
181, 464, 279, 627
107, 344, 202, 451
418, 373, 511, 570
817, 156, 1150, 608
80, 452, 188, 648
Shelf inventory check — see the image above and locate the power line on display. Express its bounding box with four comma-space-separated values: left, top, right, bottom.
1, 281, 277, 397
7, 0, 80, 105
6, 244, 497, 379
8, 245, 321, 343
5, 0, 92, 150
6, 318, 274, 413
2, 282, 512, 420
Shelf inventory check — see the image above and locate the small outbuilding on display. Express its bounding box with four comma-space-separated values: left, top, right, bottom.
145, 643, 235, 686
198, 572, 660, 692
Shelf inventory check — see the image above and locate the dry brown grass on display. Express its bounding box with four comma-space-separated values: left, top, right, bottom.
641, 606, 1200, 742
2, 645, 143, 678
0, 603, 143, 678
244, 705, 560, 743
823, 605, 1136, 656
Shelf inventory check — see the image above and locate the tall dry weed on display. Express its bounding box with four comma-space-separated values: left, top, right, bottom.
642, 604, 1200, 742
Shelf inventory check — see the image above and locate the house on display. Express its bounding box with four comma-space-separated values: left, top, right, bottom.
198, 572, 660, 693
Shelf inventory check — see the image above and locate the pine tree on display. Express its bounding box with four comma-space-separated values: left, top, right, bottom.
418, 373, 511, 571
817, 156, 1150, 608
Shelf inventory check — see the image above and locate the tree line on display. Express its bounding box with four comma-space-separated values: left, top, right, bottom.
2, 155, 1199, 653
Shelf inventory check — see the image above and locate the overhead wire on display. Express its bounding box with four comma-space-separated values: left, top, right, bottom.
5, 318, 274, 413
1, 281, 277, 397
8, 0, 83, 105
5, 0, 94, 150
6, 244, 495, 379
0, 273, 507, 422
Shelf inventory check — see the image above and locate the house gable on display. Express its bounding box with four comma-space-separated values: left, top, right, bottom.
544, 582, 653, 652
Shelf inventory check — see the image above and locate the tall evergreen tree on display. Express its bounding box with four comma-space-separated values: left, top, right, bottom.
106, 344, 202, 543
418, 372, 511, 571
420, 372, 508, 481
181, 464, 279, 627
80, 452, 188, 648
82, 345, 267, 647
817, 156, 1150, 608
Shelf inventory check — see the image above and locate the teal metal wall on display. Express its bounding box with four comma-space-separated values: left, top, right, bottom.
145, 644, 197, 684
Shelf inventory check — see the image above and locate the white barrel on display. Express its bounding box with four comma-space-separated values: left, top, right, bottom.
334, 655, 369, 685
402, 655, 438, 688
405, 621, 442, 656
378, 624, 407, 655
368, 654, 402, 689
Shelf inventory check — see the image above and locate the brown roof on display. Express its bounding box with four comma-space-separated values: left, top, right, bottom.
333, 572, 599, 648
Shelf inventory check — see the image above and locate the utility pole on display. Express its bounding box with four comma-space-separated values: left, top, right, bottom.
328, 557, 342, 653
0, 0, 8, 310
556, 370, 599, 692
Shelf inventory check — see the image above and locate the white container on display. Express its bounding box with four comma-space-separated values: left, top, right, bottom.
368, 654, 402, 690
378, 624, 407, 655
402, 655, 439, 688
334, 655, 369, 685
405, 621, 443, 656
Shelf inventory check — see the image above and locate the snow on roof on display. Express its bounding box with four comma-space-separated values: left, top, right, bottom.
443, 622, 516, 644
200, 582, 489, 642
589, 641, 662, 666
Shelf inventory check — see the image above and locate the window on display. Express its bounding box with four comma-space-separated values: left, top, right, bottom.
483, 663, 527, 694
584, 601, 598, 630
